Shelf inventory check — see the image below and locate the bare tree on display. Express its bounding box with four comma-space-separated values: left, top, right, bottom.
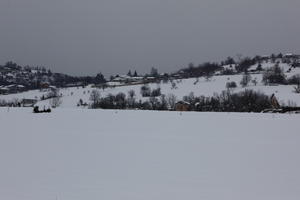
252, 77, 258, 86
149, 97, 159, 110
166, 94, 177, 110
127, 90, 136, 108
140, 85, 151, 97
128, 89, 135, 99
171, 81, 177, 89
49, 96, 62, 108
157, 94, 167, 110
46, 88, 60, 99
294, 84, 300, 94
240, 73, 251, 87
226, 81, 237, 91
205, 72, 213, 81
89, 89, 101, 106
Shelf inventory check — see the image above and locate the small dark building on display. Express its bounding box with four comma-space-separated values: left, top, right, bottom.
0, 87, 9, 94
175, 101, 190, 111
22, 99, 38, 107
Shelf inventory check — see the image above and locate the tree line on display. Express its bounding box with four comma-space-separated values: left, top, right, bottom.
88, 87, 276, 113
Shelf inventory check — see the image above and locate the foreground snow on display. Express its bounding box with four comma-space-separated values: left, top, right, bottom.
0, 108, 300, 200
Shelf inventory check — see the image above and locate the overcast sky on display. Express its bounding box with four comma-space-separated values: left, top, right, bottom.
1, 0, 300, 76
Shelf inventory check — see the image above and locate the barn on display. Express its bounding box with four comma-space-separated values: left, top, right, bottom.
175, 101, 190, 111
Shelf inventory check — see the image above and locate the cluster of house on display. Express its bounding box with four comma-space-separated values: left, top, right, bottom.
107, 75, 158, 87
111, 75, 153, 83
0, 98, 38, 107
107, 73, 184, 87
262, 53, 300, 64
0, 84, 26, 94
0, 65, 55, 94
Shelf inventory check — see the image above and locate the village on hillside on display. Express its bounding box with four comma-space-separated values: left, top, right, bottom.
1, 53, 300, 113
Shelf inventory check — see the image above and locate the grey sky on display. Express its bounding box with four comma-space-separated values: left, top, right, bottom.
1, 0, 300, 76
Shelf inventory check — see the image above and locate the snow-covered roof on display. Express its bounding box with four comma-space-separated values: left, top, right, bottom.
176, 101, 190, 105
285, 53, 293, 56
0, 87, 9, 91
6, 73, 14, 77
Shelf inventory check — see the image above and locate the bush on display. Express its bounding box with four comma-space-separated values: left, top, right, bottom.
140, 85, 151, 97
115, 92, 126, 109
226, 81, 237, 89
49, 96, 62, 108
294, 84, 300, 94
33, 106, 51, 113
262, 64, 286, 85
151, 87, 161, 97
44, 88, 60, 100
236, 57, 255, 72
256, 64, 263, 71
193, 90, 272, 112
222, 68, 235, 75
287, 74, 300, 85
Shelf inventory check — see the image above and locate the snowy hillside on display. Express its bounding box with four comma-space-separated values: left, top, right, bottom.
1, 56, 300, 109
1, 108, 300, 200
1, 70, 300, 108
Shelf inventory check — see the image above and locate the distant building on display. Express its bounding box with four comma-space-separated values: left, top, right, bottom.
22, 99, 38, 107
65, 82, 84, 87
40, 82, 50, 89
0, 86, 9, 94
284, 53, 300, 59
111, 75, 146, 84
175, 101, 190, 111
5, 84, 26, 93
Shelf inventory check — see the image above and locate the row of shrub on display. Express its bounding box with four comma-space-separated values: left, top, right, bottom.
182, 90, 272, 112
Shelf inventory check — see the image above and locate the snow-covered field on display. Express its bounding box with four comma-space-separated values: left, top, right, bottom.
1, 108, 300, 200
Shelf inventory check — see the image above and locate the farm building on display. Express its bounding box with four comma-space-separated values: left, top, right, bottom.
175, 101, 190, 111
22, 99, 38, 107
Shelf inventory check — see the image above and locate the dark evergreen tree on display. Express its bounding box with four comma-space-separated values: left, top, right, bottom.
95, 73, 106, 84
150, 67, 158, 77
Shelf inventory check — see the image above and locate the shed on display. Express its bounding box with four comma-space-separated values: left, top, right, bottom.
22, 99, 38, 107
175, 101, 190, 112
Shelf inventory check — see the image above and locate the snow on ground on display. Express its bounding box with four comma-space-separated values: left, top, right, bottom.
1, 66, 300, 108
0, 108, 300, 200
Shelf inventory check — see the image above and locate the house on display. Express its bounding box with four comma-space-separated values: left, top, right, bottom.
175, 101, 190, 111
111, 75, 146, 85
5, 84, 26, 93
22, 99, 38, 107
40, 82, 50, 89
65, 82, 84, 87
0, 86, 9, 94
261, 55, 270, 59
283, 53, 300, 63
